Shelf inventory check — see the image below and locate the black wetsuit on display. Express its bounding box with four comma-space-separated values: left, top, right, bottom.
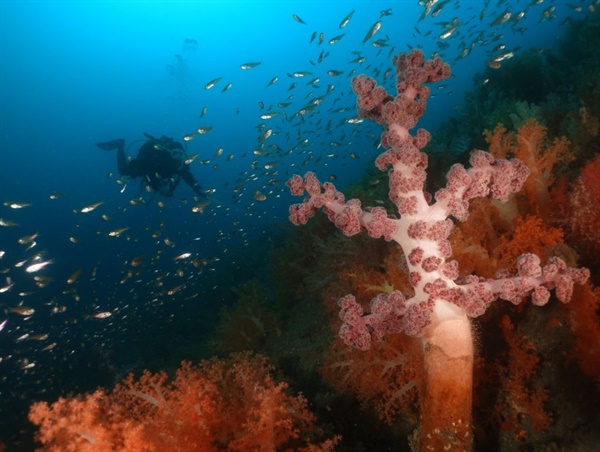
115, 139, 201, 196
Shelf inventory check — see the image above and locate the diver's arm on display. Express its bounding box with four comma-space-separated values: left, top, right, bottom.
96, 139, 135, 177
180, 166, 205, 197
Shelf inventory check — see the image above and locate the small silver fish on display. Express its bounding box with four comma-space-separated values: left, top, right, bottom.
80, 201, 104, 213
89, 311, 112, 319
259, 129, 273, 143
339, 10, 354, 28
192, 201, 210, 213
266, 76, 278, 87
108, 227, 129, 237
292, 14, 306, 24
167, 285, 184, 296
183, 132, 199, 142
439, 25, 458, 40
204, 77, 222, 90
329, 34, 345, 44
240, 62, 261, 70
18, 232, 39, 245
492, 51, 514, 62
130, 255, 144, 267
5, 306, 35, 316
431, 0, 450, 17
3, 201, 32, 209
491, 11, 511, 26
25, 260, 53, 273
0, 218, 18, 227
185, 153, 200, 164
66, 268, 82, 284
253, 190, 267, 201
345, 116, 364, 124
363, 21, 382, 44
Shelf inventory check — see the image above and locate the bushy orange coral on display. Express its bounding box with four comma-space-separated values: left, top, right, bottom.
566, 282, 600, 389
29, 353, 337, 451
449, 198, 506, 278
29, 391, 150, 452
495, 316, 552, 440
322, 247, 421, 426
451, 211, 564, 278
321, 332, 422, 426
495, 215, 564, 273
566, 153, 600, 267
338, 246, 412, 300
310, 245, 408, 428
484, 119, 573, 219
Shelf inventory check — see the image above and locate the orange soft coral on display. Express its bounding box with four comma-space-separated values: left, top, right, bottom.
451, 211, 564, 278
29, 353, 337, 451
495, 316, 552, 440
449, 198, 506, 278
321, 332, 422, 426
566, 153, 600, 267
338, 246, 412, 300
28, 391, 150, 452
484, 119, 573, 219
323, 248, 422, 426
566, 283, 600, 389
495, 215, 564, 273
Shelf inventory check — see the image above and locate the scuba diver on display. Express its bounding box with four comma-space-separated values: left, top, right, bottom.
97, 133, 206, 198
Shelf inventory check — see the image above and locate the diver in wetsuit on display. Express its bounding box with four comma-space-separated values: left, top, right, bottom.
97, 133, 206, 198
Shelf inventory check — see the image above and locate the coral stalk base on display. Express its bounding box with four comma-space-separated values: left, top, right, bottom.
420, 315, 473, 451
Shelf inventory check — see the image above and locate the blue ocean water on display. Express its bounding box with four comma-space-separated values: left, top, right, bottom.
0, 0, 591, 448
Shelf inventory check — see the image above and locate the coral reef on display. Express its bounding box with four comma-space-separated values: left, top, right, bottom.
29, 353, 338, 451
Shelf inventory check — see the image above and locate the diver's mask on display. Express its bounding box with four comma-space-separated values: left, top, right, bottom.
151, 142, 186, 171
168, 148, 186, 171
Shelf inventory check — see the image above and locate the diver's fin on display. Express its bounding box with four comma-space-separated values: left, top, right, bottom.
96, 139, 124, 151
143, 132, 159, 142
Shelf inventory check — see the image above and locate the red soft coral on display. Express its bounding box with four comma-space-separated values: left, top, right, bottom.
484, 119, 573, 219
566, 154, 600, 267
29, 353, 337, 451
28, 390, 150, 451
566, 283, 600, 389
495, 215, 564, 273
322, 334, 421, 426
495, 316, 552, 440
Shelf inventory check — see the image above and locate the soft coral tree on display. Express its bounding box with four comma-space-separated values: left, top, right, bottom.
287, 49, 589, 450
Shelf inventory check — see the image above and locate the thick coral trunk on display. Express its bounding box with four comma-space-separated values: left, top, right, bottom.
419, 314, 474, 451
